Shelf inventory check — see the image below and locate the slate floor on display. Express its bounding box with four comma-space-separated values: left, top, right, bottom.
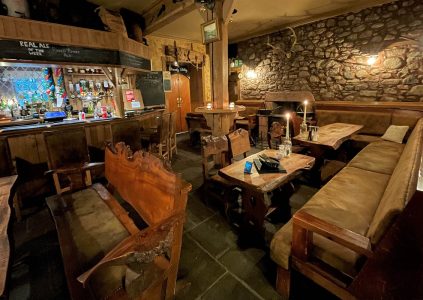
8, 133, 338, 300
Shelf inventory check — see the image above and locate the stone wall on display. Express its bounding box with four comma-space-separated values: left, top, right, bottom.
237, 0, 423, 101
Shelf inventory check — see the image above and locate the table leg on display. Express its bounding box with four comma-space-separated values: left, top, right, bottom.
240, 188, 270, 237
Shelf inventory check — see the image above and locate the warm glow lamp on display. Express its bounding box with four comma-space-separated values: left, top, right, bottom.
246, 69, 257, 79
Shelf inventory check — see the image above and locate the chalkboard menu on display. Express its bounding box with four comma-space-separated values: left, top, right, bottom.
136, 72, 165, 107
0, 39, 151, 70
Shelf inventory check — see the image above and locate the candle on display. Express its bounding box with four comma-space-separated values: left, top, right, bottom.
206, 102, 212, 109
303, 100, 308, 122
229, 102, 235, 109
285, 113, 290, 139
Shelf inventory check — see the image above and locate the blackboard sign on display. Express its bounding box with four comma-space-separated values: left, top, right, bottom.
0, 39, 151, 70
136, 72, 165, 107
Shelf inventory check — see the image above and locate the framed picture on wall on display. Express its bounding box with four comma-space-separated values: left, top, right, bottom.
201, 19, 221, 44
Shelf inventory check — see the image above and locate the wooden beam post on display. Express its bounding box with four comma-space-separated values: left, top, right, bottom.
211, 0, 230, 109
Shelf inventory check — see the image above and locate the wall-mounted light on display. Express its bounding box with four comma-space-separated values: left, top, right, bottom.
246, 69, 257, 79
367, 55, 378, 66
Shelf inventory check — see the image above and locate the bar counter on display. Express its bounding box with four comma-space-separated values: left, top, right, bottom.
1, 109, 163, 201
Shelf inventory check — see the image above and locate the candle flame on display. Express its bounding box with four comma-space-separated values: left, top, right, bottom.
304, 100, 308, 105
285, 113, 290, 119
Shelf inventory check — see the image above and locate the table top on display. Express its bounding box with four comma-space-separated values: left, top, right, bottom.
219, 150, 315, 193
293, 122, 363, 150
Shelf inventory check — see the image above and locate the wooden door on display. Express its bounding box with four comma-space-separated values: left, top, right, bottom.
178, 74, 191, 132
168, 74, 191, 133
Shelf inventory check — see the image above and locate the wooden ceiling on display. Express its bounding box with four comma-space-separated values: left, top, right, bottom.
88, 0, 397, 42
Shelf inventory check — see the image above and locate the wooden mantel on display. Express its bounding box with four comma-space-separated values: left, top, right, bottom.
0, 15, 150, 68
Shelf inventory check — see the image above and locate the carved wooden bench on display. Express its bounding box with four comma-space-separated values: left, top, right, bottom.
0, 175, 17, 299
46, 143, 191, 299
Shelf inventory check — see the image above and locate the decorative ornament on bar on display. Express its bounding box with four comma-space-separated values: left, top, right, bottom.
300, 99, 308, 137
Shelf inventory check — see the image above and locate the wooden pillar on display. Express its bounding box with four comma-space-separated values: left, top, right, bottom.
210, 0, 229, 109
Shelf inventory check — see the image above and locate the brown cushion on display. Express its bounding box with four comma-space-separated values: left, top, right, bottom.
367, 118, 423, 245
348, 141, 405, 175
271, 166, 390, 274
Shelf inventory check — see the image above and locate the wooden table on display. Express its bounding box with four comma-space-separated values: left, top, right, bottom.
0, 175, 18, 298
293, 123, 363, 185
219, 150, 314, 235
293, 123, 363, 150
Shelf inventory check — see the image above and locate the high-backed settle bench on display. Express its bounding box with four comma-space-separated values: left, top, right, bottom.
47, 143, 191, 299
270, 118, 423, 299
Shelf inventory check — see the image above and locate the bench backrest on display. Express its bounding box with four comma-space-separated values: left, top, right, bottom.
105, 142, 182, 225
316, 110, 392, 135
367, 118, 423, 245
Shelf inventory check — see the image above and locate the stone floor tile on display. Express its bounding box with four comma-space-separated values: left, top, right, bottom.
219, 248, 282, 300
201, 273, 260, 300
176, 235, 226, 300
187, 214, 238, 257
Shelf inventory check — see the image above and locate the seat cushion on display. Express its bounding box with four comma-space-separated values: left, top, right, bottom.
350, 134, 383, 149
64, 188, 130, 269
271, 166, 390, 274
348, 141, 405, 175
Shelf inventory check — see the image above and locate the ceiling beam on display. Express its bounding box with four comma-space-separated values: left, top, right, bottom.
143, 0, 197, 35
222, 0, 235, 25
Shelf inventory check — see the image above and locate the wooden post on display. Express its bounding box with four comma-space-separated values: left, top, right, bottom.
211, 0, 229, 109
113, 68, 124, 118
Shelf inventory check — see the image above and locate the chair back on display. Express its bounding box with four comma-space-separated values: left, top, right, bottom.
44, 127, 90, 170
291, 112, 303, 137
201, 135, 229, 180
0, 137, 13, 177
111, 120, 142, 151
227, 128, 251, 159
160, 113, 171, 144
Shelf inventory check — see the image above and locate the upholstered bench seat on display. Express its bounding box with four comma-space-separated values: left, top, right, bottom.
270, 118, 423, 298
271, 166, 390, 275
350, 134, 383, 149
348, 141, 405, 175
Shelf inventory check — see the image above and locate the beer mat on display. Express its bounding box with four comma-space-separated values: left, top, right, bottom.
253, 159, 287, 174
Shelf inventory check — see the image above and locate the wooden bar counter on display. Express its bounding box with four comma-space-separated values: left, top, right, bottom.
0, 109, 163, 201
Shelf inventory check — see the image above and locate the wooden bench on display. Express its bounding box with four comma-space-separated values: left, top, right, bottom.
46, 143, 191, 299
0, 175, 17, 299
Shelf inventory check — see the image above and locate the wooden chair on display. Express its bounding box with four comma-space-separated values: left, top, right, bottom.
227, 128, 251, 162
111, 120, 142, 152
46, 142, 191, 299
268, 113, 306, 153
202, 135, 236, 217
43, 127, 104, 194
185, 112, 212, 146
149, 113, 170, 160
169, 111, 177, 159
235, 107, 258, 146
0, 137, 21, 221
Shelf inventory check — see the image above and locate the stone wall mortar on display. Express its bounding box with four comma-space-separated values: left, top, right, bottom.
237, 0, 423, 101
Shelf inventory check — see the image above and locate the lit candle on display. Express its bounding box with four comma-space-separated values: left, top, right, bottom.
206, 102, 212, 109
229, 102, 235, 109
303, 100, 308, 122
285, 113, 290, 139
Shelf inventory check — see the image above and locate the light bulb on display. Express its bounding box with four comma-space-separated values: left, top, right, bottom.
367, 55, 378, 66
246, 70, 257, 79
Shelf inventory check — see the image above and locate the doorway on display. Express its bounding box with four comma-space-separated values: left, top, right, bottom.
168, 73, 191, 132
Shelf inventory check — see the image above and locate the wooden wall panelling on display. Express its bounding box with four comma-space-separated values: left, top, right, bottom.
35, 133, 48, 163
0, 16, 150, 61
8, 135, 40, 164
